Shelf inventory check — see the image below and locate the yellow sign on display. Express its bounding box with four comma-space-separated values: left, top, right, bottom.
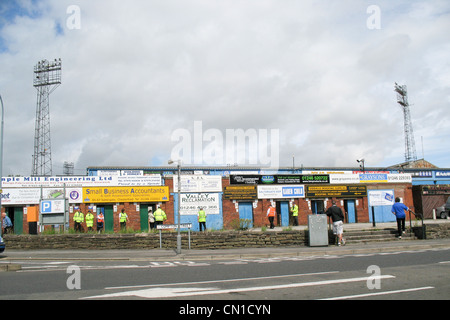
82, 186, 169, 203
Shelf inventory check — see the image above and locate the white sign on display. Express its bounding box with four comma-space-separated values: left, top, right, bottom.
1, 175, 162, 188
179, 193, 220, 215
157, 223, 192, 230
368, 190, 395, 206
40, 199, 66, 213
1, 188, 83, 205
1, 188, 41, 204
329, 173, 412, 184
41, 188, 83, 203
257, 185, 305, 199
173, 175, 222, 193
329, 174, 361, 184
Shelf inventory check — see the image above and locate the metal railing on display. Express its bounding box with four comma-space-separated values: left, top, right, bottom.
409, 210, 425, 239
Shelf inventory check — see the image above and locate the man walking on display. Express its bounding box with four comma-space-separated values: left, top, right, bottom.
391, 197, 409, 239
154, 206, 167, 227
326, 201, 345, 246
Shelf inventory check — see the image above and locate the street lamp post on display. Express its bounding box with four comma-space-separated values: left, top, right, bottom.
357, 158, 365, 173
168, 159, 182, 254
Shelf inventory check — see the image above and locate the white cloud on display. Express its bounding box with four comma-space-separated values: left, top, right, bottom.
0, 0, 449, 175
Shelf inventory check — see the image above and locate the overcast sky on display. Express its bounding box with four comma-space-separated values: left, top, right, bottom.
0, 0, 449, 176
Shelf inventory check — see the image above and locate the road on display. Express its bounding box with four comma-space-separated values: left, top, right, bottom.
1, 247, 449, 306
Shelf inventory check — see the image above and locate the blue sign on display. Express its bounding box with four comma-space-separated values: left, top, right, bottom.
282, 186, 304, 197
40, 200, 52, 213
40, 199, 65, 214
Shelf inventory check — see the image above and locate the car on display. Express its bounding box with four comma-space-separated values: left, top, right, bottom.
436, 196, 450, 219
0, 235, 5, 253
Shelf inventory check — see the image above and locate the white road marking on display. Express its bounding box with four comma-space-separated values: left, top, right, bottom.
84, 274, 394, 299
104, 271, 340, 290
321, 286, 434, 300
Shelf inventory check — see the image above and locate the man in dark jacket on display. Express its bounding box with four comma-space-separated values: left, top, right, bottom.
326, 201, 345, 246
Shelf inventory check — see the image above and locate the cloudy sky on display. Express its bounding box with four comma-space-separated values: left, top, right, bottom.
0, 0, 449, 176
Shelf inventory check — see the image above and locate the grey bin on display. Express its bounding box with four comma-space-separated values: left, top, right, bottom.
308, 214, 328, 247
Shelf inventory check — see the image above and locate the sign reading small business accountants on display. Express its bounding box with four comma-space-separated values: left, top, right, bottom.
82, 186, 169, 203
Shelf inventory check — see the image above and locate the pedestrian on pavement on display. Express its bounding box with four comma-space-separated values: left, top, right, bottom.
85, 210, 94, 232
291, 203, 299, 226
153, 206, 167, 227
1, 212, 13, 234
73, 209, 84, 233
96, 211, 104, 233
198, 207, 207, 231
391, 197, 409, 239
326, 201, 346, 246
148, 207, 155, 230
119, 209, 129, 231
267, 204, 276, 229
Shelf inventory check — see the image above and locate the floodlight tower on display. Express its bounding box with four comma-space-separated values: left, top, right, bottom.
394, 83, 417, 164
32, 58, 62, 176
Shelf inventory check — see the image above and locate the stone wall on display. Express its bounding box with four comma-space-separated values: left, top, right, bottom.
423, 223, 450, 239
3, 230, 309, 250
4, 223, 449, 250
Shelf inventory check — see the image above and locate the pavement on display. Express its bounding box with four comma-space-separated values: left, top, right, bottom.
1, 219, 449, 264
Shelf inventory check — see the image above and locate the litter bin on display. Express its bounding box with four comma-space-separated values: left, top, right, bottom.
308, 214, 328, 247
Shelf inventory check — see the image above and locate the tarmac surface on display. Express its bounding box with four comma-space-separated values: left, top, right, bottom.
2, 220, 450, 263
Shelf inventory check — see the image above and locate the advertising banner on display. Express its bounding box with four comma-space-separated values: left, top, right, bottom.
257, 185, 305, 199
306, 185, 367, 197
368, 190, 395, 206
1, 175, 162, 188
1, 188, 41, 205
231, 174, 329, 185
82, 186, 169, 203
223, 185, 258, 200
1, 188, 83, 205
173, 175, 222, 192
179, 193, 220, 215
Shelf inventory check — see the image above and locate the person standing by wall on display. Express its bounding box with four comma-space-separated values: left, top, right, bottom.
96, 211, 104, 233
267, 204, 276, 229
391, 197, 409, 239
148, 207, 155, 230
198, 207, 207, 232
119, 209, 129, 231
290, 203, 299, 226
85, 210, 94, 232
73, 208, 84, 233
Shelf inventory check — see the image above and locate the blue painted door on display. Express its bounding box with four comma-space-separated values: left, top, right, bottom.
279, 202, 289, 227
238, 202, 253, 228
346, 200, 356, 223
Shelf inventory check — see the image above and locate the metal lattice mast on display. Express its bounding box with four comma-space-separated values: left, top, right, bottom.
32, 59, 62, 176
394, 83, 417, 163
